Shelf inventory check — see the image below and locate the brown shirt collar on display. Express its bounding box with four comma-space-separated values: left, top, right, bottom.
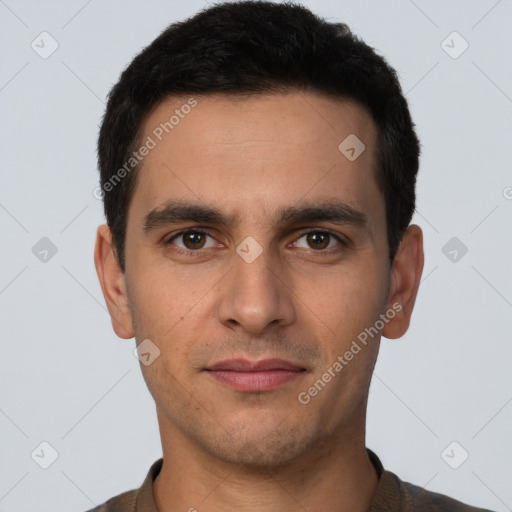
91, 449, 493, 511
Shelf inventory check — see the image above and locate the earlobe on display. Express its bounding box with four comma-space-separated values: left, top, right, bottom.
94, 224, 135, 339
382, 224, 424, 340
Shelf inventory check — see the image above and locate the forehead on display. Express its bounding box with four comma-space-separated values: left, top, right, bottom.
128, 91, 381, 230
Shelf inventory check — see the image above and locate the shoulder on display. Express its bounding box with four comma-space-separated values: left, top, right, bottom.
380, 470, 496, 512
83, 488, 137, 512
80, 457, 163, 512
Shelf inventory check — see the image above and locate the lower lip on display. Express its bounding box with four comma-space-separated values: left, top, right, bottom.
207, 369, 304, 392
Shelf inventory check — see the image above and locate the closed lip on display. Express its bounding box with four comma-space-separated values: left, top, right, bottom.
205, 358, 306, 392
206, 358, 305, 372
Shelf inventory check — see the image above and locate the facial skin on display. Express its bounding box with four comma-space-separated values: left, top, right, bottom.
95, 91, 424, 511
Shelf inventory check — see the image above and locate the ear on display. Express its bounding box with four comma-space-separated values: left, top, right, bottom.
94, 224, 134, 339
382, 224, 424, 339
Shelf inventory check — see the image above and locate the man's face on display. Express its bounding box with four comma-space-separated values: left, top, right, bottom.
119, 92, 393, 466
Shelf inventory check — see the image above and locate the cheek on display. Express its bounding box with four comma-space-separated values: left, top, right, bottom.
295, 259, 387, 350
127, 266, 215, 377
128, 260, 206, 332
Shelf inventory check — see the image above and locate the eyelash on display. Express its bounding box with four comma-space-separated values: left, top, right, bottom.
165, 228, 348, 257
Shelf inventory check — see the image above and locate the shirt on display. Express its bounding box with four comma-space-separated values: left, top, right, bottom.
85, 449, 495, 511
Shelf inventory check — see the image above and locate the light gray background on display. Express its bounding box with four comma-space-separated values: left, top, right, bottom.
1, 1, 511, 511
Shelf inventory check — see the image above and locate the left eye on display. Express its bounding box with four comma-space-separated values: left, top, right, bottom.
293, 231, 344, 251
167, 230, 217, 251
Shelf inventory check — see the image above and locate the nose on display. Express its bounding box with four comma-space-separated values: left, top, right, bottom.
217, 243, 296, 334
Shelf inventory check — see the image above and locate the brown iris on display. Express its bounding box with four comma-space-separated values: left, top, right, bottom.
306, 232, 330, 250
182, 231, 207, 250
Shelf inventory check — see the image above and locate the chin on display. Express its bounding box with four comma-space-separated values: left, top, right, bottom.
209, 437, 305, 468
196, 416, 319, 469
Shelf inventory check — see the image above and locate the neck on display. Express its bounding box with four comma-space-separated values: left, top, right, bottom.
153, 413, 379, 512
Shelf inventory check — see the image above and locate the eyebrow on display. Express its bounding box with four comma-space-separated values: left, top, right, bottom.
142, 199, 367, 235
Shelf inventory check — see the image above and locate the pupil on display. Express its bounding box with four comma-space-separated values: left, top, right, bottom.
185, 232, 204, 249
308, 232, 328, 250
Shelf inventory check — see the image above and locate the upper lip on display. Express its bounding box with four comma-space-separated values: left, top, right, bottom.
206, 358, 305, 372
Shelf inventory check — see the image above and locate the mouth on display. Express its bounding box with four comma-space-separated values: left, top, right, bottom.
204, 358, 306, 392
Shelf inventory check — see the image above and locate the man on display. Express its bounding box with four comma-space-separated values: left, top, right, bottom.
91, 1, 493, 510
